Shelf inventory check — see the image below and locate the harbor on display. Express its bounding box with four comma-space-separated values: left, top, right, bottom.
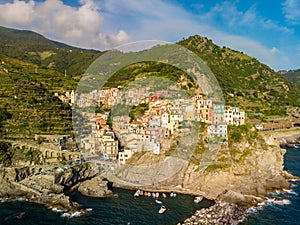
0, 188, 214, 225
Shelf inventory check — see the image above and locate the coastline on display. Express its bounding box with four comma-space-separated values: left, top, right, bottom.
178, 129, 300, 225
0, 129, 299, 223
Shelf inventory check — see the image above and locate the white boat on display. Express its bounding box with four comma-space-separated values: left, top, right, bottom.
155, 192, 159, 198
173, 193, 177, 197
170, 192, 174, 197
140, 190, 144, 196
85, 208, 93, 212
158, 205, 166, 214
155, 200, 162, 204
194, 196, 203, 203
147, 192, 151, 197
162, 193, 167, 198
152, 192, 156, 198
134, 190, 140, 197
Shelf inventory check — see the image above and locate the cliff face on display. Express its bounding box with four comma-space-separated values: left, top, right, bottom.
54, 164, 97, 188
109, 131, 292, 206
0, 166, 40, 182
181, 135, 290, 205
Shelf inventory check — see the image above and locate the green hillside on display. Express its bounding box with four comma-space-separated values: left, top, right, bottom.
178, 35, 300, 118
0, 54, 76, 139
1, 26, 300, 140
0, 26, 102, 76
280, 69, 300, 88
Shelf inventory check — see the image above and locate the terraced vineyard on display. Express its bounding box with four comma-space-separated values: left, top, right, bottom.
0, 54, 76, 139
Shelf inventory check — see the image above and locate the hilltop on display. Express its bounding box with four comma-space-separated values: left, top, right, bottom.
280, 69, 300, 88
0, 26, 102, 76
178, 36, 300, 119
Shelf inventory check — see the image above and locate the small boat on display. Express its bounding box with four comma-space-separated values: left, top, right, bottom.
170, 192, 174, 197
194, 196, 203, 203
162, 193, 167, 198
173, 193, 177, 197
144, 191, 148, 196
152, 192, 156, 198
158, 205, 166, 214
85, 208, 93, 212
134, 190, 140, 197
155, 199, 162, 204
148, 192, 151, 197
140, 190, 144, 196
155, 192, 159, 198
16, 212, 26, 219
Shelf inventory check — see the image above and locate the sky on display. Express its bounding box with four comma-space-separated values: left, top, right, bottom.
0, 0, 299, 71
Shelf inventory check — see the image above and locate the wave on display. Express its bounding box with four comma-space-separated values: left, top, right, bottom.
283, 189, 298, 195
267, 198, 291, 206
50, 207, 67, 213
61, 211, 82, 218
247, 206, 258, 214
288, 179, 299, 182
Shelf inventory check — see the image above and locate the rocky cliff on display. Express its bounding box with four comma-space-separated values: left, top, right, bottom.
180, 134, 291, 205
107, 127, 294, 206
0, 163, 114, 213
54, 164, 97, 189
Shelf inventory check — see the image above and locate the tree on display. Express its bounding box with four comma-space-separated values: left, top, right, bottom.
0, 142, 14, 166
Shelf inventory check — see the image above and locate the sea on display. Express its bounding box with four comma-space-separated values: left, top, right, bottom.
241, 146, 300, 225
0, 146, 299, 225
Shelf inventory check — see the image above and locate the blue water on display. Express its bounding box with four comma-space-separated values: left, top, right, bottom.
242, 146, 300, 225
1, 146, 299, 225
0, 188, 214, 225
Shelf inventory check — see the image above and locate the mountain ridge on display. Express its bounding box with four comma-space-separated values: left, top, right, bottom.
0, 26, 102, 76
1, 25, 300, 137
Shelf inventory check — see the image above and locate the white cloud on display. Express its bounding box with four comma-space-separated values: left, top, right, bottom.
282, 0, 300, 24
202, 1, 291, 33
98, 0, 287, 70
0, 0, 35, 25
271, 47, 279, 53
0, 0, 296, 70
0, 0, 130, 49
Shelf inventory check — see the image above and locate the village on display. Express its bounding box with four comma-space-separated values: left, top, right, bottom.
57, 86, 246, 166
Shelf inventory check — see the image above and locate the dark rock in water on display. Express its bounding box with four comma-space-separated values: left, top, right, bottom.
180, 200, 246, 225
78, 176, 117, 198
107, 181, 114, 191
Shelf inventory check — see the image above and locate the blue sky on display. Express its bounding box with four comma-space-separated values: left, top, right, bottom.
0, 0, 299, 71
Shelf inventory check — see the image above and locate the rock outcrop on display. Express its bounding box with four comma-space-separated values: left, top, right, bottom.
180, 201, 246, 225
0, 164, 116, 214
78, 175, 117, 198
107, 130, 293, 207
54, 165, 98, 189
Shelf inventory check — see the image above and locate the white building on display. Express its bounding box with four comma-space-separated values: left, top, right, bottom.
207, 124, 227, 139
101, 131, 118, 159
118, 149, 133, 165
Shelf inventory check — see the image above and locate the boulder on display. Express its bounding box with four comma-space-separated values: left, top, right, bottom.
78, 176, 116, 198
220, 190, 247, 206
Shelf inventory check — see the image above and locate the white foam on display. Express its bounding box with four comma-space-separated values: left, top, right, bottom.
61, 212, 71, 218
274, 199, 291, 205
257, 202, 266, 207
247, 207, 258, 214
283, 189, 297, 195
289, 179, 298, 182
52, 207, 67, 213
70, 212, 82, 218
267, 198, 291, 206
